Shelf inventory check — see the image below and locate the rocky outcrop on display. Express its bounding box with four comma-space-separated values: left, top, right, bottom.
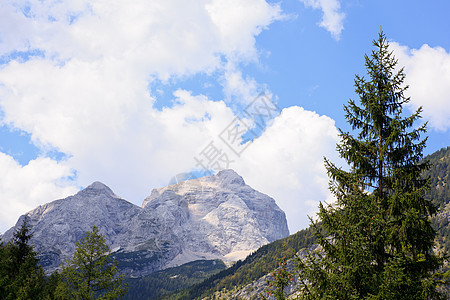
3, 170, 289, 277
226, 245, 320, 300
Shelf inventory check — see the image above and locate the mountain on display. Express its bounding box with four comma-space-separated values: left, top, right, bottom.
2, 181, 142, 273
2, 169, 289, 277
427, 146, 450, 254
163, 147, 450, 300
164, 227, 316, 300
124, 259, 227, 300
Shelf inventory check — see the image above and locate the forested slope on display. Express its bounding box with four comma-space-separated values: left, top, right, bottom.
427, 147, 450, 254
127, 146, 449, 300
124, 259, 227, 299
164, 228, 315, 300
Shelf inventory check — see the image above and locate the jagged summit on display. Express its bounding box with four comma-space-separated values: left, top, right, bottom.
4, 169, 289, 277
87, 181, 111, 190
76, 181, 118, 198
216, 169, 245, 186
142, 169, 246, 208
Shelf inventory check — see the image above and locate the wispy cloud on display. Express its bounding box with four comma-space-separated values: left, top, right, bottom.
300, 0, 345, 40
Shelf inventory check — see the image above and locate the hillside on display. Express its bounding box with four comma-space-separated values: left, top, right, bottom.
159, 146, 450, 300
117, 227, 314, 299
124, 259, 227, 299
162, 227, 315, 300
427, 146, 450, 254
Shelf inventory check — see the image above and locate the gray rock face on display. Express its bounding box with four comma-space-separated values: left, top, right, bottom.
2, 181, 144, 274
3, 170, 289, 277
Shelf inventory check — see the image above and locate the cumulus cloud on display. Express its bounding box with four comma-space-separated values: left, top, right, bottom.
0, 0, 284, 230
0, 0, 339, 235
391, 42, 450, 131
299, 0, 345, 40
0, 153, 78, 232
0, 0, 282, 78
221, 63, 262, 105
235, 106, 340, 232
205, 0, 282, 62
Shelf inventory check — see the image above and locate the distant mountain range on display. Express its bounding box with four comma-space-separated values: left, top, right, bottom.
2, 169, 289, 277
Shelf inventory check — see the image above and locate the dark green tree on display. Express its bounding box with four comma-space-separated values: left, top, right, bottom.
0, 237, 9, 299
0, 217, 48, 299
297, 30, 443, 299
56, 225, 127, 299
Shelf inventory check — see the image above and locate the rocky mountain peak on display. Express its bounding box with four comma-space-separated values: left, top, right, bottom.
142, 169, 245, 208
76, 181, 118, 198
216, 169, 245, 186
4, 169, 289, 277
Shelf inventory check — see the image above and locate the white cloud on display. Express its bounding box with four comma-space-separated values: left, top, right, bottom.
206, 0, 282, 62
0, 153, 78, 232
0, 0, 284, 232
391, 42, 450, 131
0, 0, 282, 79
236, 106, 340, 232
221, 63, 261, 105
0, 0, 340, 235
300, 0, 345, 40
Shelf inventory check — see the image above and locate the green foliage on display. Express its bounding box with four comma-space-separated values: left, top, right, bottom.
425, 146, 450, 297
263, 244, 293, 300
127, 146, 448, 300
56, 225, 127, 299
0, 239, 8, 299
426, 147, 450, 254
123, 259, 226, 300
424, 147, 450, 207
43, 271, 63, 299
296, 30, 443, 299
0, 218, 57, 299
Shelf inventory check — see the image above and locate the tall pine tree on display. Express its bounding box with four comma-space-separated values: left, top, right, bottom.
56, 225, 127, 299
297, 30, 443, 299
0, 217, 48, 299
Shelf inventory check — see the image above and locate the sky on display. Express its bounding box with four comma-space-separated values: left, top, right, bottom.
0, 0, 449, 234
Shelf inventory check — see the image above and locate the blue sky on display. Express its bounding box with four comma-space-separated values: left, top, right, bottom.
0, 0, 449, 234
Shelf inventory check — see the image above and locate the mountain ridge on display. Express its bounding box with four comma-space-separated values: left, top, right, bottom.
2, 169, 289, 277
163, 146, 450, 300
